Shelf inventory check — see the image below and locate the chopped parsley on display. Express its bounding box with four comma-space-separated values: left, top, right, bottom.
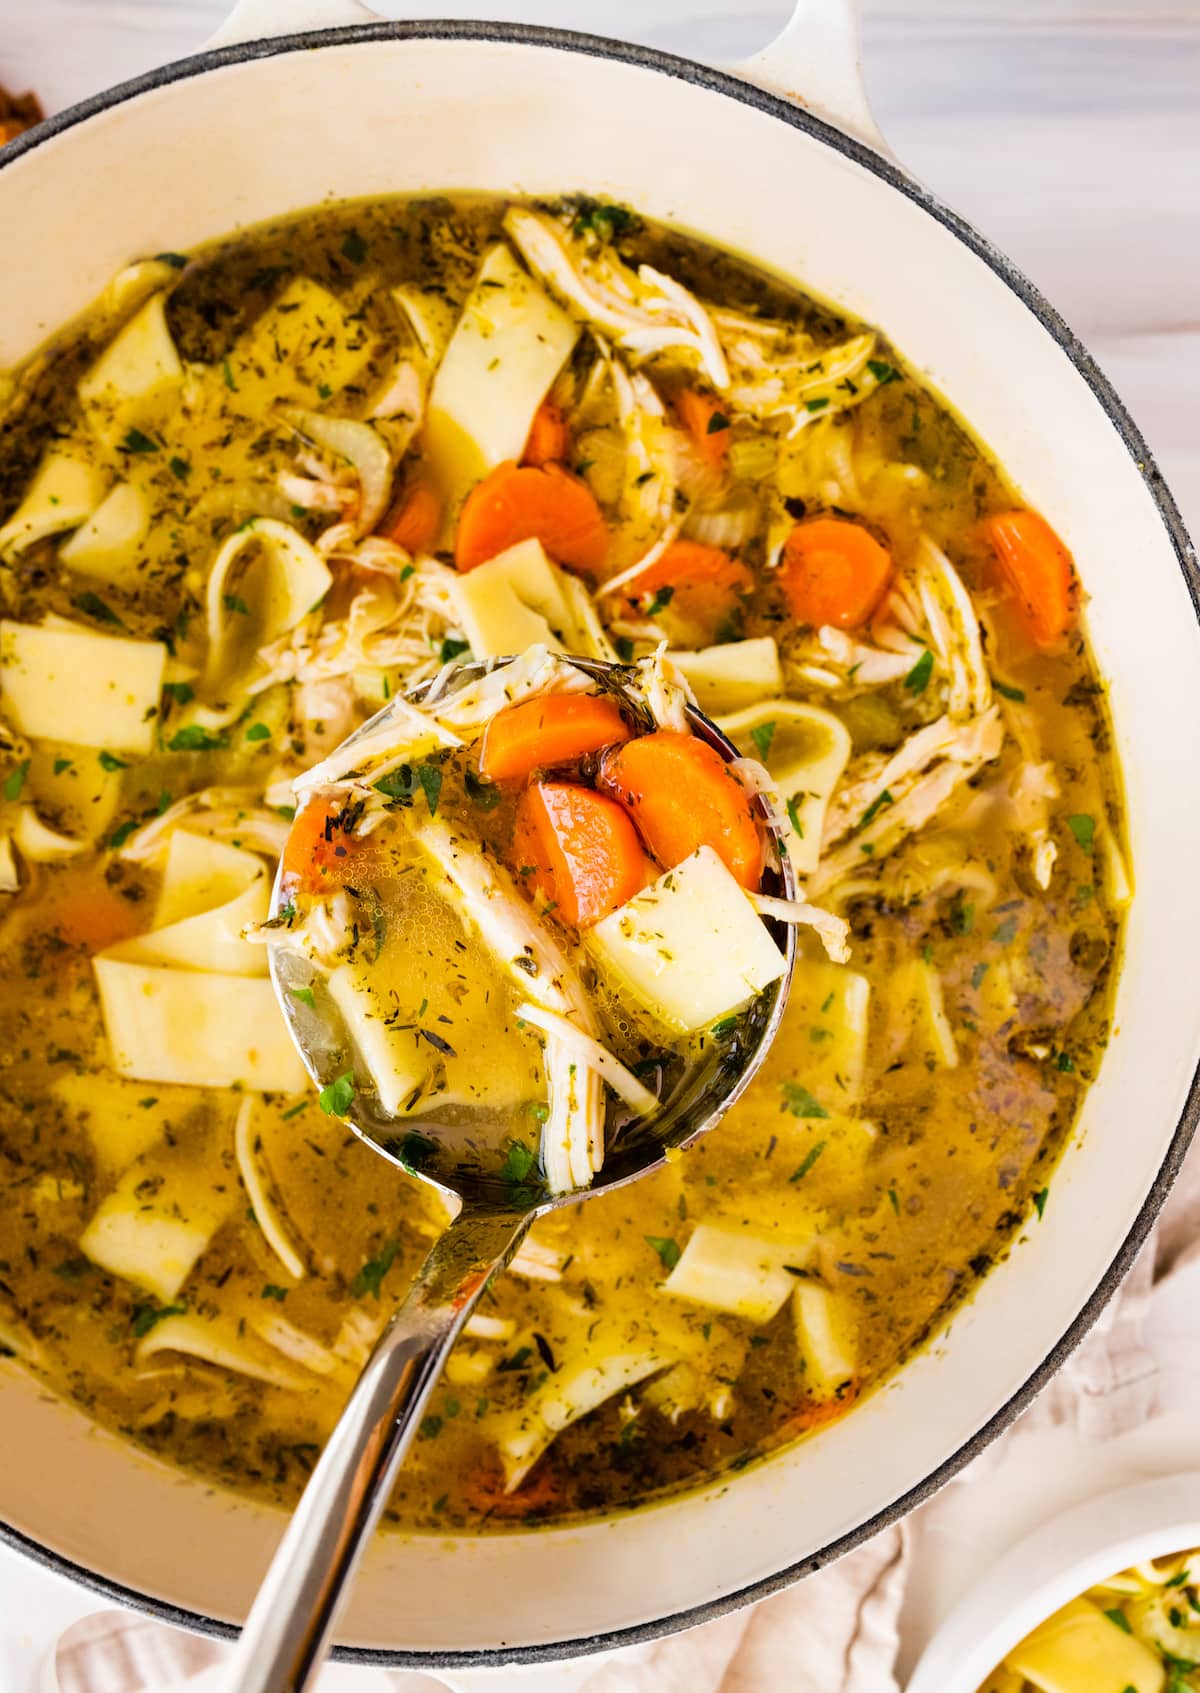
131, 1301, 186, 1338
244, 722, 272, 742
222, 357, 238, 392
867, 358, 900, 386
951, 896, 975, 936
785, 794, 805, 837
780, 1082, 830, 1120
222, 593, 250, 617
155, 252, 188, 269
572, 200, 636, 240
500, 1141, 537, 1186
644, 585, 675, 618
904, 648, 933, 694
1057, 1051, 1075, 1073
645, 1235, 681, 1271
706, 411, 731, 435
750, 720, 776, 760
340, 229, 368, 264
1033, 1187, 1049, 1221
261, 1284, 289, 1301
1103, 1608, 1132, 1634
168, 726, 228, 752
1068, 813, 1096, 852
318, 1070, 355, 1116
350, 1240, 400, 1301
859, 788, 894, 829
790, 1141, 828, 1183
162, 680, 194, 705
992, 915, 1018, 946
804, 396, 830, 413
290, 986, 316, 1009
993, 679, 1026, 703
121, 427, 159, 455
98, 751, 128, 772
169, 455, 191, 481
464, 767, 501, 810
3, 760, 29, 801
710, 1015, 739, 1037
438, 637, 471, 664
72, 591, 126, 629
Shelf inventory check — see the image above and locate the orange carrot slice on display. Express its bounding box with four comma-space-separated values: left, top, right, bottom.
280, 793, 366, 895
984, 508, 1078, 647
513, 782, 649, 928
779, 516, 892, 630
674, 387, 732, 473
598, 731, 761, 891
522, 397, 570, 468
379, 479, 442, 555
455, 461, 610, 578
630, 539, 753, 645
479, 694, 631, 784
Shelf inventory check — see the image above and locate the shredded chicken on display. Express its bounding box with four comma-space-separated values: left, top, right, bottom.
914, 536, 992, 720
117, 788, 291, 866
504, 206, 729, 387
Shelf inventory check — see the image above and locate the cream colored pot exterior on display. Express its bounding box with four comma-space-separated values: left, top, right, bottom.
0, 18, 1197, 1668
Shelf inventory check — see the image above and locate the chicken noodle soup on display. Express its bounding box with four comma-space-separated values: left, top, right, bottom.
268, 647, 793, 1195
0, 194, 1126, 1526
976, 1550, 1200, 1693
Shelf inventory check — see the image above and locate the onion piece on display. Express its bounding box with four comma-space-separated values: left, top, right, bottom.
747, 892, 851, 965
515, 1002, 659, 1117
281, 408, 393, 537
234, 1097, 306, 1281
683, 486, 760, 551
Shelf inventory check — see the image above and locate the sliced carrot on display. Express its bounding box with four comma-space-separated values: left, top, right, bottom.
778, 517, 892, 631
984, 507, 1078, 647
513, 782, 649, 928
629, 539, 752, 646
674, 387, 732, 473
598, 731, 762, 891
455, 461, 610, 578
379, 478, 442, 555
462, 1457, 563, 1518
478, 694, 631, 784
522, 397, 570, 468
280, 792, 365, 895
50, 876, 145, 953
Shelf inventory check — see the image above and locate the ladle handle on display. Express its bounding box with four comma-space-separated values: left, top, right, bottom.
225, 1206, 531, 1693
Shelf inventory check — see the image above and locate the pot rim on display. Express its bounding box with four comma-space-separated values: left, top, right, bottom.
2, 17, 1197, 1671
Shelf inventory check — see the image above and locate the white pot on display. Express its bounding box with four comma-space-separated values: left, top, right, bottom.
1, 1, 1197, 1671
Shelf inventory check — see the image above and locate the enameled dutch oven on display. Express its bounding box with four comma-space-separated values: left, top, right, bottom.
1, 0, 1197, 1669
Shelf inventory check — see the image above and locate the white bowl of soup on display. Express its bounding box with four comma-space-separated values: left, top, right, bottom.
0, 0, 1196, 1670
907, 1471, 1200, 1693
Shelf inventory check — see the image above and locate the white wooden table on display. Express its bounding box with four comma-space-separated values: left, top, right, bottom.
1, 3, 1197, 1686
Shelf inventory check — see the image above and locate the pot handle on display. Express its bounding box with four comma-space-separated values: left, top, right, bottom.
206, 0, 379, 49
730, 0, 889, 155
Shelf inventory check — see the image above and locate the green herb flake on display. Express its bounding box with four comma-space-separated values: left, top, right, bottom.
867, 358, 900, 386
992, 916, 1018, 946
614, 635, 635, 663
888, 1185, 900, 1215
168, 726, 228, 752
223, 593, 250, 617
318, 1070, 356, 1116
573, 201, 635, 240
789, 1140, 828, 1183
904, 648, 934, 695
500, 1142, 537, 1186
222, 357, 238, 392
780, 1082, 830, 1120
1033, 1187, 1049, 1221
706, 411, 731, 435
464, 767, 501, 811
98, 751, 128, 772
261, 1283, 289, 1301
155, 251, 188, 269
106, 819, 139, 850
245, 722, 271, 742
1104, 1608, 1132, 1635
417, 762, 443, 817
644, 585, 675, 617
804, 396, 830, 413
169, 455, 191, 481
290, 986, 316, 1008
162, 680, 194, 705
131, 1301, 186, 1338
785, 794, 805, 838
341, 229, 368, 264
121, 427, 159, 455
351, 1240, 399, 1301
1057, 1051, 1075, 1073
645, 1235, 681, 1271
859, 788, 894, 829
951, 897, 976, 937
72, 591, 126, 629
138, 1097, 158, 1109
439, 637, 471, 664
710, 1015, 739, 1037
971, 962, 989, 990
3, 759, 29, 801
1068, 813, 1096, 853
52, 757, 74, 775
993, 679, 1027, 703
750, 720, 776, 760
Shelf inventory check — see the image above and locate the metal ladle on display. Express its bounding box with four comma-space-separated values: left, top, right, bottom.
226, 656, 797, 1693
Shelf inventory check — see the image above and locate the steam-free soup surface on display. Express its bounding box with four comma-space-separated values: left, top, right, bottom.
0, 194, 1125, 1528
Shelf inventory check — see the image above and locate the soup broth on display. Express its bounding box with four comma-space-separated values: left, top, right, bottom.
0, 194, 1126, 1529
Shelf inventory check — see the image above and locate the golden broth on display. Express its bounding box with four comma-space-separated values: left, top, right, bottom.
0, 194, 1125, 1529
